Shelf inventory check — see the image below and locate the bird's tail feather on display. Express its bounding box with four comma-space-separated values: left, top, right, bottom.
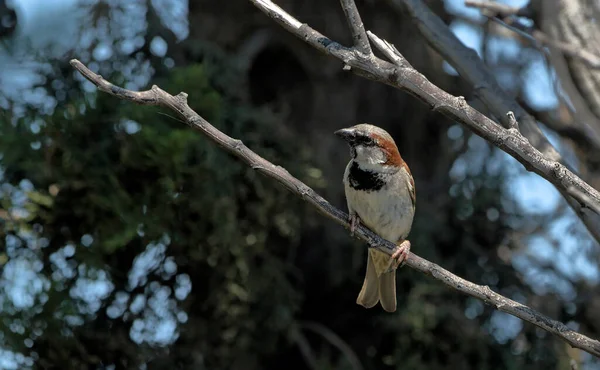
356, 250, 397, 312
378, 271, 397, 312
356, 251, 380, 308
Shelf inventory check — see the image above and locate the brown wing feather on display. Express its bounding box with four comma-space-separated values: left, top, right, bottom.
404, 163, 416, 210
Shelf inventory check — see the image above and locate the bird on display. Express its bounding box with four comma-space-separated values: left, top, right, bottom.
335, 123, 415, 312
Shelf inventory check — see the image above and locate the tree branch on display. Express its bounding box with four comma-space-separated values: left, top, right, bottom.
299, 321, 364, 370
393, 0, 559, 158
70, 58, 600, 358
389, 0, 600, 242
518, 98, 600, 154
248, 0, 600, 235
532, 28, 600, 69
465, 0, 600, 70
340, 0, 372, 55
546, 0, 600, 123
464, 0, 532, 18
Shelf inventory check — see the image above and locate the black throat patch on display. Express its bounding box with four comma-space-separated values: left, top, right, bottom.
348, 162, 384, 191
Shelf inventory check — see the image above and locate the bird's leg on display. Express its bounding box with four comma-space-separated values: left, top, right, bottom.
349, 212, 361, 237
384, 239, 411, 273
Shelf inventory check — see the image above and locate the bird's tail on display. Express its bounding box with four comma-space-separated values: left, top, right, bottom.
356, 249, 397, 312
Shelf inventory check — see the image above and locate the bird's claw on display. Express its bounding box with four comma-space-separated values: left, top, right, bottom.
385, 240, 411, 273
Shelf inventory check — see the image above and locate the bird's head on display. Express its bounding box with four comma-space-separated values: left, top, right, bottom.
335, 123, 403, 172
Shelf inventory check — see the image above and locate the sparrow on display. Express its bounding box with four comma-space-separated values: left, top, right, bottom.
335, 123, 415, 313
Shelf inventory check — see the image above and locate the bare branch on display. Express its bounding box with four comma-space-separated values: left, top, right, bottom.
70, 58, 600, 358
466, 0, 600, 70
365, 30, 412, 68
388, 0, 600, 241
519, 99, 600, 153
532, 30, 600, 70
543, 1, 600, 126
251, 1, 600, 207
299, 321, 364, 370
290, 327, 318, 370
254, 0, 302, 29
251, 0, 600, 216
340, 0, 372, 55
395, 0, 563, 153
568, 187, 600, 215
464, 0, 532, 18
388, 0, 560, 158
536, 1, 600, 140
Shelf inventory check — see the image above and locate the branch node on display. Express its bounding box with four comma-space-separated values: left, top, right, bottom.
233, 139, 244, 151
275, 165, 292, 176
482, 285, 494, 300
506, 111, 523, 137
297, 184, 311, 199
493, 134, 506, 148
366, 30, 412, 68
553, 163, 565, 180
506, 111, 518, 128
176, 92, 189, 103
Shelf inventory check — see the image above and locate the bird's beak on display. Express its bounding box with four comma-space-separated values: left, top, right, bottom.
334, 128, 355, 141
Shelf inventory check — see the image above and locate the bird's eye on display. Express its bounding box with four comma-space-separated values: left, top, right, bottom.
355, 136, 375, 146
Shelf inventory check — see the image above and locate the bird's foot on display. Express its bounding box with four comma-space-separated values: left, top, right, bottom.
349, 213, 361, 237
384, 240, 411, 273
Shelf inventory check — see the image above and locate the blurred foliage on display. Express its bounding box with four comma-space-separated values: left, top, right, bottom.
0, 53, 326, 369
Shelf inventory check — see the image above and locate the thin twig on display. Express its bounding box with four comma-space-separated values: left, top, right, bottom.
466, 0, 600, 69
71, 58, 600, 358
568, 186, 600, 215
291, 327, 318, 370
532, 30, 600, 70
519, 98, 600, 152
340, 0, 372, 55
464, 0, 531, 18
300, 321, 364, 370
365, 33, 412, 69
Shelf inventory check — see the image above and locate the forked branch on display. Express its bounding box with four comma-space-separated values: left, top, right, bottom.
249, 0, 600, 241
70, 59, 600, 358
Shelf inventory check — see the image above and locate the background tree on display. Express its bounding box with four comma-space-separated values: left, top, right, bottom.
0, 0, 599, 369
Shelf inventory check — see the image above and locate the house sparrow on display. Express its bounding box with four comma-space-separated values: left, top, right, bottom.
335, 123, 415, 313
